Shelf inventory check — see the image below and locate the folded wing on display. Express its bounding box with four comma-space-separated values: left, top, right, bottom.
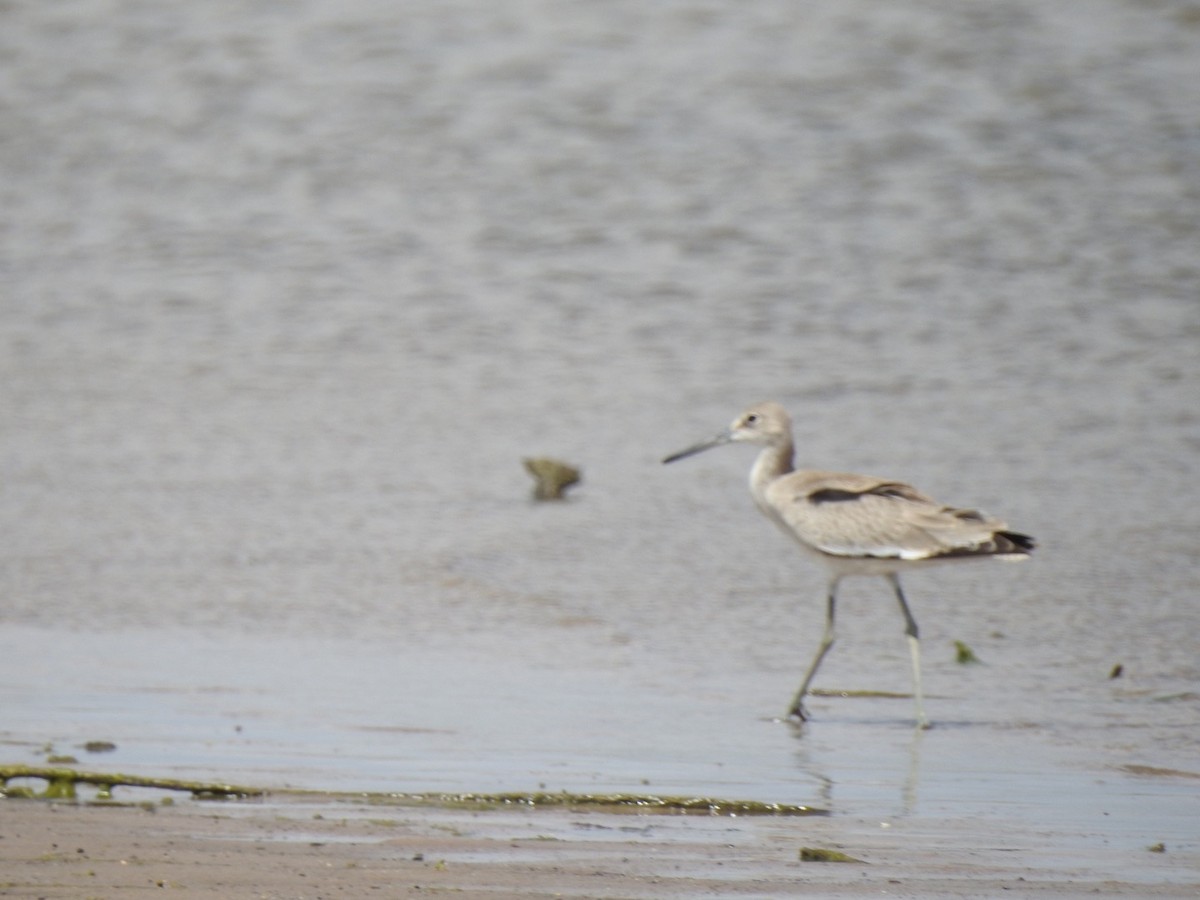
765, 471, 1034, 561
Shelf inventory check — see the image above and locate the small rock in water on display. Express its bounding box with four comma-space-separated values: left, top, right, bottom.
523, 458, 581, 500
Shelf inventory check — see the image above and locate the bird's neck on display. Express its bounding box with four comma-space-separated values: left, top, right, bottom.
749, 441, 794, 503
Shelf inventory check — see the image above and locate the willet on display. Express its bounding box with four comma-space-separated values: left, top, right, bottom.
663, 401, 1034, 728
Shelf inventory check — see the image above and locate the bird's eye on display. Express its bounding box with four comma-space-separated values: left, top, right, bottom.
745, 414, 759, 425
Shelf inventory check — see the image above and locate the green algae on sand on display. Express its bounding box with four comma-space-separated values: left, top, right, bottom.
0, 766, 825, 817
799, 847, 865, 863
954, 640, 981, 664
371, 790, 825, 816
0, 765, 264, 801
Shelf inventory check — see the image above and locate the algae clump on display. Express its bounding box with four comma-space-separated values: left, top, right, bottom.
799, 847, 864, 863
523, 458, 581, 500
954, 640, 981, 664
0, 765, 263, 801
0, 765, 824, 818
386, 790, 823, 816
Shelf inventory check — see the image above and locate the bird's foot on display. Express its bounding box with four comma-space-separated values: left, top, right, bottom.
787, 704, 811, 723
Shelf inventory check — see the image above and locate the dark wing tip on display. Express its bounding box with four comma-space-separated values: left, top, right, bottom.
931, 529, 1036, 561
998, 531, 1036, 554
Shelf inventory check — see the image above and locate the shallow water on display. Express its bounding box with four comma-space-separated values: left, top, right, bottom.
2, 0, 1199, 884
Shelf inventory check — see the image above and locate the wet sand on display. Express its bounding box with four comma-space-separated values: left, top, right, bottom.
3, 622, 1199, 897
4, 791, 1198, 899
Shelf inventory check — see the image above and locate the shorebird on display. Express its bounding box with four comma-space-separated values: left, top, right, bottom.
663, 401, 1034, 728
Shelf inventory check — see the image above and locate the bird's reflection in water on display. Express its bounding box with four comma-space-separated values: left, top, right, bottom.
786, 716, 928, 816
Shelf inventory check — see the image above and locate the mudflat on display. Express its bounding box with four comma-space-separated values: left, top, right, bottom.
4, 792, 1197, 899
3, 0, 1199, 897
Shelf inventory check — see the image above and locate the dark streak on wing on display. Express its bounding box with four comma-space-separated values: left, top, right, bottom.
807, 482, 923, 505
807, 488, 861, 504
950, 507, 987, 522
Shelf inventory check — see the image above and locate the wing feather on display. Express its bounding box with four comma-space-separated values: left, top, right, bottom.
763, 470, 1023, 561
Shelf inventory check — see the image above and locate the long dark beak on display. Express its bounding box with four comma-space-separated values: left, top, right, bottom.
662, 430, 732, 464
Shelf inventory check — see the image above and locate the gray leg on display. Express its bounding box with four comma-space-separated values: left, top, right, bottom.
887, 573, 930, 729
789, 576, 840, 720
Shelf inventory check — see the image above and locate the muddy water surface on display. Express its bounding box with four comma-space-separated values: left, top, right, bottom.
2, 0, 1199, 888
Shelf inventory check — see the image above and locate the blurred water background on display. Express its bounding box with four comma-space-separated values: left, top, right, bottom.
2, 0, 1199, 875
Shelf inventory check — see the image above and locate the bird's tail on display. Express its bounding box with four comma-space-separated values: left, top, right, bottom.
993, 530, 1035, 558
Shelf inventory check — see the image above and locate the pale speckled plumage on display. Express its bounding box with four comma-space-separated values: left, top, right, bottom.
664, 401, 1034, 728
